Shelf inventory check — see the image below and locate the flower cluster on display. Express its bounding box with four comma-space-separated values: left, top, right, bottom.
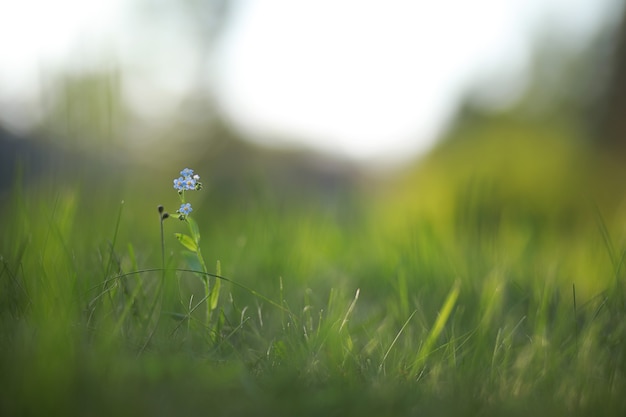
173, 168, 202, 220
173, 168, 202, 192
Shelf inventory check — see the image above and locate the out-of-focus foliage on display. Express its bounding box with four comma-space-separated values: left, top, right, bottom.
384, 113, 625, 222
37, 70, 126, 149
3, 3, 626, 416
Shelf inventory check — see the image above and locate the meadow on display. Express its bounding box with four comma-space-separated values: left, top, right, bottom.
1, 124, 626, 416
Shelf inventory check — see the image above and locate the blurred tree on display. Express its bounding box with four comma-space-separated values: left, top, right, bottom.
27, 0, 234, 151
38, 69, 125, 150
455, 4, 625, 156
0, 0, 239, 190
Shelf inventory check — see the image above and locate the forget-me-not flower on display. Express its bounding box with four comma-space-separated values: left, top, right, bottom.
174, 168, 201, 192
171, 168, 202, 219
173, 177, 185, 191
180, 168, 194, 178
178, 203, 193, 216
184, 177, 196, 190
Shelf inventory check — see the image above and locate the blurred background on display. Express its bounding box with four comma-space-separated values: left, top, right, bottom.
5, 3, 626, 413
2, 0, 626, 223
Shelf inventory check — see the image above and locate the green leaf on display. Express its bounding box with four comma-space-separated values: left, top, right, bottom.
186, 217, 201, 244
175, 233, 197, 252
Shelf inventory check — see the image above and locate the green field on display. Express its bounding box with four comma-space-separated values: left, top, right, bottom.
1, 126, 626, 416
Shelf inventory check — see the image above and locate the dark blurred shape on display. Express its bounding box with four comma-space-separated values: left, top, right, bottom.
0, 125, 64, 192
0, 121, 132, 198
598, 2, 626, 155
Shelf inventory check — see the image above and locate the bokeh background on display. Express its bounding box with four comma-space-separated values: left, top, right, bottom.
3, 3, 626, 415
2, 0, 626, 258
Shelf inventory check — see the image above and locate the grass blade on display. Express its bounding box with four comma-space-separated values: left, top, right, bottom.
410, 280, 460, 376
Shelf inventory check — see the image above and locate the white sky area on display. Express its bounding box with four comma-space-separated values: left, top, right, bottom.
0, 0, 622, 162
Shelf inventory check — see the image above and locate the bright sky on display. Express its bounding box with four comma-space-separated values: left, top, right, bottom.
0, 0, 621, 162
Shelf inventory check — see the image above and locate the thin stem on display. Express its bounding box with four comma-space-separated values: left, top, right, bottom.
158, 205, 169, 277
160, 217, 166, 274
143, 205, 169, 352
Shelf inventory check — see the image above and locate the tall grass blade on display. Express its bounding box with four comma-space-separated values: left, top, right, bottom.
105, 200, 124, 279
410, 280, 460, 376
339, 288, 360, 332
379, 310, 417, 374
209, 260, 221, 311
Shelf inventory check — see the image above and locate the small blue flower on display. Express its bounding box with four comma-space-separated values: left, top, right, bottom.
184, 177, 196, 190
180, 168, 194, 178
178, 203, 192, 216
173, 177, 185, 191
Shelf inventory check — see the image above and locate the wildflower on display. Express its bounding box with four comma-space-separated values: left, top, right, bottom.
174, 168, 201, 192
184, 176, 196, 190
167, 168, 201, 220
180, 168, 194, 178
177, 202, 193, 219
173, 177, 185, 191
179, 202, 193, 215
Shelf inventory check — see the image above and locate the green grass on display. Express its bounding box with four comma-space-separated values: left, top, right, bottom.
1, 135, 626, 416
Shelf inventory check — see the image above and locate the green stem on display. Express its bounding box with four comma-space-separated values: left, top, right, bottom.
198, 247, 210, 326
160, 214, 166, 274
186, 218, 210, 326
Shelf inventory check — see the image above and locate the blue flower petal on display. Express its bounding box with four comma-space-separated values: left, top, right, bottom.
180, 168, 194, 178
